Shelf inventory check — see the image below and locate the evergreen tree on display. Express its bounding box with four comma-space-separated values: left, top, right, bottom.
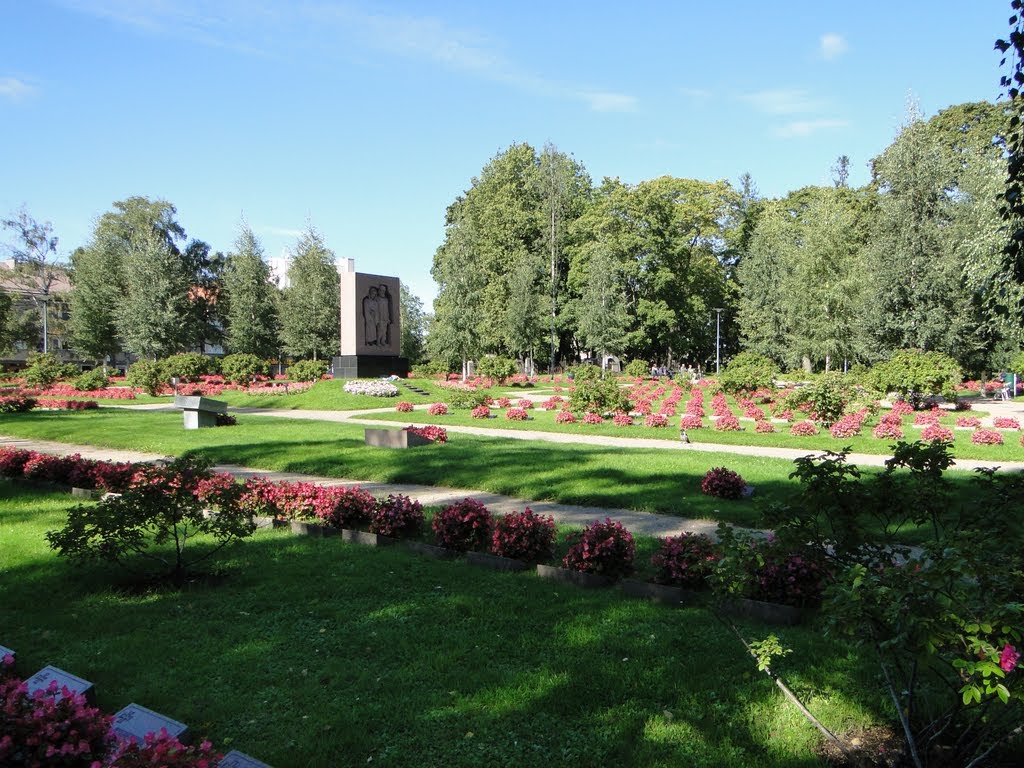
223, 225, 279, 359
279, 226, 340, 361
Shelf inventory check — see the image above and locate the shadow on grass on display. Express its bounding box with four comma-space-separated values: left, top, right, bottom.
2, 505, 890, 768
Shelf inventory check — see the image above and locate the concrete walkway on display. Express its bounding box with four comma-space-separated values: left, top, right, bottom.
0, 435, 724, 538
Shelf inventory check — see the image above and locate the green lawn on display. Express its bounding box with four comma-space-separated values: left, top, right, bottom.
0, 409, 799, 528
362, 405, 1024, 462
1, 484, 886, 767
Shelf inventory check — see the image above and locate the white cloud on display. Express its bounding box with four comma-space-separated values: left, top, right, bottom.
819, 33, 848, 60
775, 119, 849, 138
578, 91, 638, 113
742, 88, 821, 115
0, 77, 35, 101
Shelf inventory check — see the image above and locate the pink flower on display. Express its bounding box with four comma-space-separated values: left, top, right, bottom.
1000, 644, 1021, 672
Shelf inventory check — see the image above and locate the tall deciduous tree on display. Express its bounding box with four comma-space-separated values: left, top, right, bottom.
399, 282, 427, 364
279, 226, 340, 361
223, 225, 279, 358
430, 209, 486, 377
1, 207, 64, 352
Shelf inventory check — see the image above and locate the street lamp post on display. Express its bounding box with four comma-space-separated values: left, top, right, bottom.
37, 295, 49, 354
712, 308, 723, 373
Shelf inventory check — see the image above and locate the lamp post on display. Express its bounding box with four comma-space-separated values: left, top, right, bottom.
37, 295, 49, 354
712, 308, 723, 373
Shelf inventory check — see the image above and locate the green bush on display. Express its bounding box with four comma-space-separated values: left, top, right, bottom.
125, 360, 165, 396
623, 359, 650, 378
782, 372, 859, 426
866, 349, 961, 406
716, 352, 779, 394
476, 356, 518, 381
410, 360, 449, 377
569, 377, 629, 414
288, 359, 329, 383
160, 352, 214, 382
72, 368, 109, 392
220, 353, 267, 384
567, 363, 601, 383
23, 353, 77, 389
446, 387, 490, 409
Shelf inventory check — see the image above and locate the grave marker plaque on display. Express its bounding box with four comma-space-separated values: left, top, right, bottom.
112, 703, 189, 744
220, 750, 274, 768
26, 665, 95, 703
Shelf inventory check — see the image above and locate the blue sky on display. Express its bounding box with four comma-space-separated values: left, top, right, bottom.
0, 1, 1011, 304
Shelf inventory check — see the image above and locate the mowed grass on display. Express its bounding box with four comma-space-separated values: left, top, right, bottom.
1, 484, 886, 767
362, 405, 1024, 462
0, 409, 802, 527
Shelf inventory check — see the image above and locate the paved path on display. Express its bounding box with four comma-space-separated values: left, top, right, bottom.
0, 434, 725, 538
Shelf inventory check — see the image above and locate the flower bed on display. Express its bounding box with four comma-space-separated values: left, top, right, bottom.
714, 414, 741, 432
644, 413, 668, 428
471, 405, 492, 419
554, 411, 576, 424
582, 412, 603, 425
993, 417, 1021, 430
403, 425, 448, 443
651, 532, 719, 588
426, 402, 449, 416
872, 422, 904, 440
678, 414, 704, 430
956, 415, 982, 428
343, 380, 400, 397
971, 429, 1004, 446
491, 507, 555, 562
790, 421, 819, 437
395, 401, 414, 412
432, 498, 493, 552
562, 519, 635, 580
920, 424, 954, 443
701, 467, 745, 499
505, 407, 529, 421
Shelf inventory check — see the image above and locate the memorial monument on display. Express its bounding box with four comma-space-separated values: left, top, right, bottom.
332, 260, 409, 378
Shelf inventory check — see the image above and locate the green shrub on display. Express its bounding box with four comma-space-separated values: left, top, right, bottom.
220, 353, 267, 384
72, 368, 109, 392
288, 359, 329, 383
476, 356, 518, 381
716, 352, 779, 394
569, 376, 629, 414
623, 359, 650, 378
160, 352, 213, 383
782, 372, 859, 426
23, 353, 77, 389
567, 363, 601, 383
411, 360, 449, 377
866, 349, 961, 406
125, 360, 165, 396
446, 387, 489, 409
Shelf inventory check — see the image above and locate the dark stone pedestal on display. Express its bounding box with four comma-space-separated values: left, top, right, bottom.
331, 355, 409, 379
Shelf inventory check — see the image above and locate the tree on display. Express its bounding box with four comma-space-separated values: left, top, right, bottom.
399, 282, 427, 364
1, 207, 63, 353
68, 245, 121, 364
279, 226, 340, 361
223, 225, 279, 358
996, 6, 1024, 340
429, 209, 486, 377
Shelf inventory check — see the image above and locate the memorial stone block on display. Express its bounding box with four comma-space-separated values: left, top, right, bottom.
220, 750, 274, 768
174, 395, 228, 429
26, 665, 95, 703
112, 703, 189, 744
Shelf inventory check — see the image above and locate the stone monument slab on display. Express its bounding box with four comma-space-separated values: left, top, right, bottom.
333, 263, 408, 378
220, 750, 274, 768
174, 395, 228, 429
112, 703, 189, 744
26, 665, 95, 703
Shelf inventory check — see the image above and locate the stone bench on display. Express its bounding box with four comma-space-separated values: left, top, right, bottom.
174, 395, 228, 429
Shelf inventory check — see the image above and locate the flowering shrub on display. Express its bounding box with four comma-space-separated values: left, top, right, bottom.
954, 399, 973, 411
426, 402, 448, 416
496, 397, 512, 407
913, 410, 941, 426
36, 399, 99, 410
505, 407, 529, 421
749, 542, 827, 606
890, 400, 915, 416
343, 379, 399, 397
632, 400, 652, 416
743, 406, 766, 420
540, 396, 564, 410
829, 414, 862, 438
651, 532, 719, 588
470, 405, 492, 419
0, 396, 36, 413
678, 414, 704, 430
956, 415, 982, 428
644, 413, 668, 428
612, 411, 633, 427
554, 410, 576, 424
315, 485, 376, 528
872, 422, 904, 440
370, 494, 424, 538
920, 424, 954, 443
491, 507, 556, 562
395, 401, 414, 412
238, 476, 284, 519
684, 401, 706, 418
879, 412, 903, 426
107, 730, 220, 767
562, 518, 635, 580
701, 467, 746, 499
714, 414, 742, 431
658, 404, 677, 416
789, 421, 820, 437
432, 498, 493, 552
755, 420, 776, 433
0, 677, 113, 766
971, 429, 1004, 446
404, 425, 448, 443
516, 398, 534, 410
581, 412, 603, 425
993, 417, 1021, 430
776, 408, 794, 422
0, 447, 32, 476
